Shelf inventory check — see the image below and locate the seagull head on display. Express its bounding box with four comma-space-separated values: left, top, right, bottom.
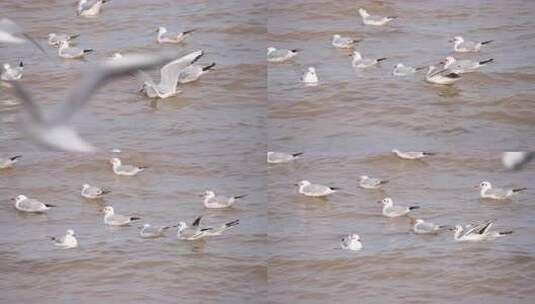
103, 206, 114, 215
477, 181, 492, 190
201, 190, 215, 199
143, 223, 151, 229
307, 66, 316, 74
157, 26, 167, 34
3, 63, 11, 70
392, 149, 400, 154
358, 8, 369, 17
415, 219, 424, 224
350, 233, 360, 241
48, 33, 56, 39
112, 52, 123, 59
450, 36, 464, 44
66, 229, 75, 236
378, 197, 393, 206
14, 194, 28, 203
82, 184, 91, 190
351, 51, 362, 61
441, 56, 455, 67
177, 222, 187, 232
59, 40, 69, 49
297, 180, 311, 188
394, 63, 405, 69
110, 158, 122, 166
359, 175, 369, 181
333, 34, 341, 39
267, 47, 276, 53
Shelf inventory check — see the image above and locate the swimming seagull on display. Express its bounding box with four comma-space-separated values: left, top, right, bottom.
48, 33, 80, 48
502, 152, 534, 170
201, 190, 247, 209
51, 229, 78, 248
0, 155, 22, 169
453, 219, 512, 241
476, 181, 526, 200
332, 34, 360, 49
412, 219, 451, 234
0, 18, 51, 60
450, 36, 493, 53
392, 149, 435, 160
392, 63, 425, 76
1, 62, 23, 81
340, 233, 362, 251
177, 216, 239, 241
178, 62, 215, 84
138, 223, 177, 238
358, 8, 396, 26
7, 51, 185, 152
296, 180, 339, 197
301, 67, 318, 84
359, 175, 388, 190
12, 194, 56, 213
351, 51, 387, 68
441, 56, 493, 73
378, 197, 419, 218
267, 151, 303, 164
267, 47, 299, 63
138, 50, 204, 99
156, 27, 194, 44
77, 0, 107, 17
102, 206, 140, 226
58, 40, 93, 59
425, 66, 461, 85
110, 158, 146, 176
81, 184, 111, 199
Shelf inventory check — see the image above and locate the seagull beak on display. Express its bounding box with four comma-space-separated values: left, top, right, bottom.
473, 185, 480, 189
10, 198, 15, 201
439, 61, 445, 64
293, 184, 299, 186
448, 39, 454, 42
376, 200, 382, 204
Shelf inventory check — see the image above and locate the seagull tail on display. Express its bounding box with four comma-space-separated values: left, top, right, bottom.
202, 62, 216, 71
183, 29, 196, 35
499, 230, 513, 235
10, 155, 22, 161
19, 61, 24, 67
138, 166, 149, 170
49, 236, 56, 241
481, 40, 493, 45
423, 152, 436, 156
101, 188, 112, 195
234, 194, 248, 200
513, 187, 527, 193
379, 180, 389, 185
291, 49, 302, 53
225, 219, 240, 228
377, 57, 388, 62
330, 187, 341, 191
415, 66, 427, 71
83, 49, 94, 54
45, 204, 56, 208
70, 34, 81, 40
292, 152, 304, 157
130, 217, 141, 221
163, 224, 178, 230
409, 206, 420, 210
388, 16, 398, 19
479, 58, 494, 65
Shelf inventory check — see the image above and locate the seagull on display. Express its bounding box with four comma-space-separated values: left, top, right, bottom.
392, 149, 435, 160
0, 18, 51, 59
156, 27, 194, 44
7, 51, 185, 152
476, 181, 526, 200
138, 223, 177, 238
58, 40, 93, 59
351, 51, 387, 68
340, 234, 362, 251
0, 155, 22, 169
267, 151, 303, 164
502, 152, 534, 170
296, 180, 338, 197
102, 206, 140, 226
51, 229, 78, 248
378, 197, 419, 218
450, 36, 493, 52
48, 33, 80, 48
178, 62, 215, 84
301, 66, 318, 84
425, 66, 461, 85
1, 62, 23, 81
201, 190, 247, 209
332, 34, 360, 49
453, 220, 512, 241
359, 175, 388, 190
358, 8, 396, 26
110, 158, 146, 176
412, 219, 451, 234
81, 184, 111, 199
267, 47, 299, 63
77, 0, 107, 17
441, 56, 493, 73
12, 194, 56, 213
138, 50, 204, 99
177, 216, 239, 241
392, 63, 424, 76
111, 52, 123, 60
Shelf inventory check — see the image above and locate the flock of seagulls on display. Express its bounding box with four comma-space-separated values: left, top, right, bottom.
0, 1, 237, 249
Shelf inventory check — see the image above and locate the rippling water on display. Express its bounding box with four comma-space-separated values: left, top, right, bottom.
1, 0, 535, 303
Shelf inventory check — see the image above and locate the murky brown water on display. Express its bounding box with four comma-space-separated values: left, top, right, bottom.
1, 0, 535, 303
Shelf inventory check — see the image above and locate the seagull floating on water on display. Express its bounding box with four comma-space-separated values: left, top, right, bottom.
1, 62, 23, 81
48, 33, 79, 48
412, 219, 451, 234
267, 47, 299, 63
477, 181, 526, 200
81, 184, 111, 199
392, 63, 424, 76
332, 34, 360, 49
177, 216, 239, 241
77, 0, 107, 17
156, 27, 194, 44
450, 36, 493, 52
351, 51, 387, 68
103, 206, 140, 226
110, 158, 146, 176
453, 219, 512, 241
138, 223, 177, 238
359, 175, 388, 190
0, 155, 22, 169
178, 62, 215, 84
392, 149, 435, 160
425, 66, 461, 85
51, 229, 78, 248
441, 56, 493, 74
296, 180, 338, 197
341, 234, 362, 251
301, 67, 318, 84
267, 151, 303, 164
358, 8, 396, 26
201, 191, 246, 209
13, 194, 55, 213
379, 197, 419, 218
